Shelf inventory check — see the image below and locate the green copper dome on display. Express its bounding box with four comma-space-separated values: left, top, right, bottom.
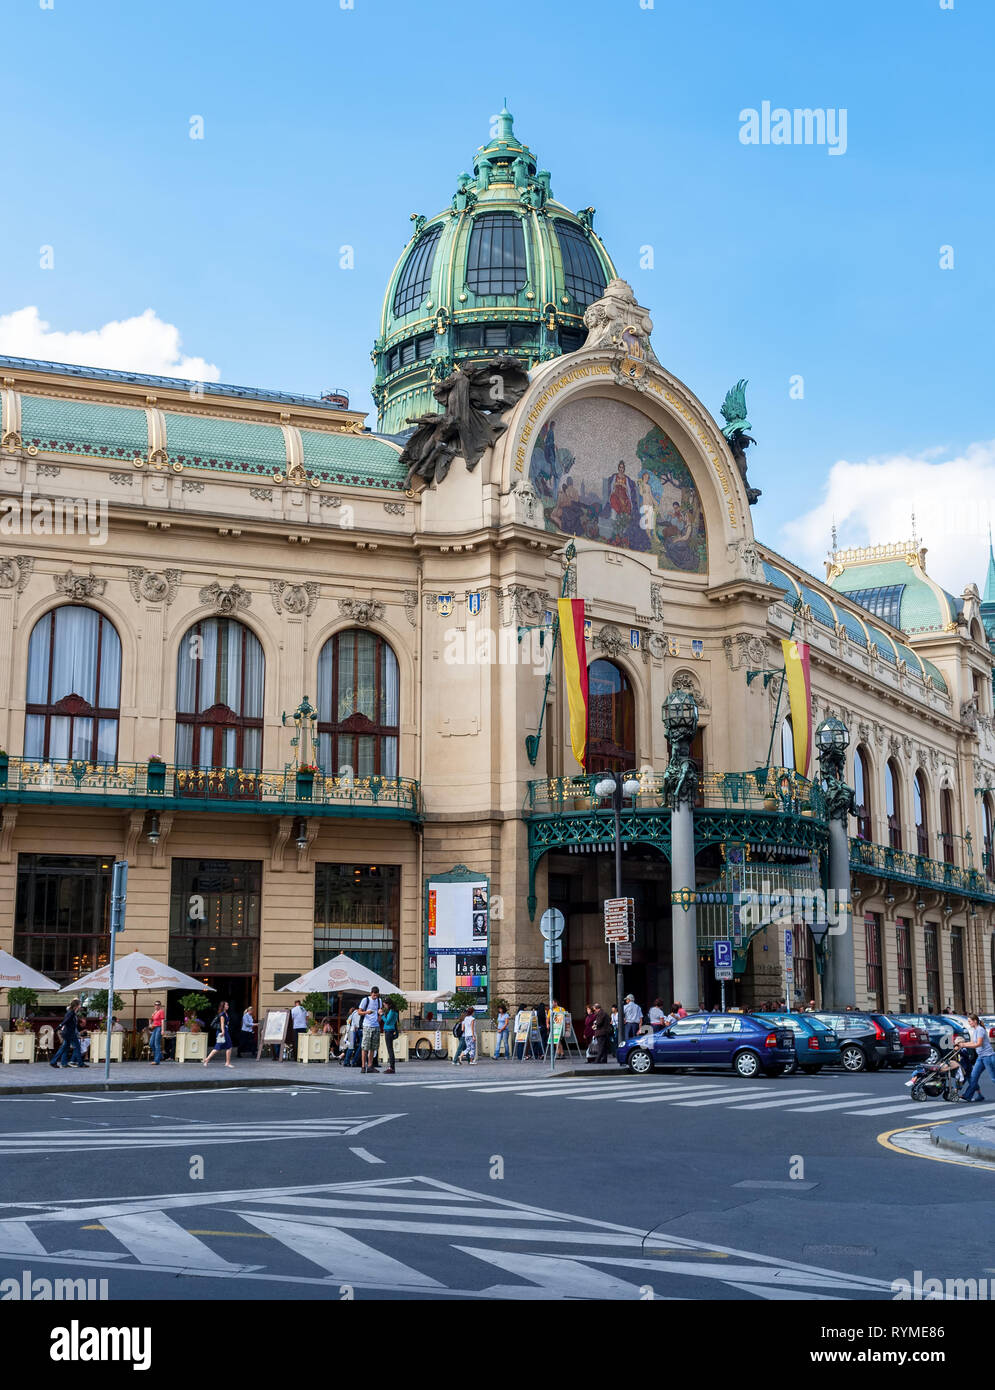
372, 108, 617, 435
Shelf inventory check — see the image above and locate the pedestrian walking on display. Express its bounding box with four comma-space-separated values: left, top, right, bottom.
673, 1000, 687, 1019
343, 1004, 362, 1067
462, 1008, 477, 1064
239, 1004, 255, 1058
381, 997, 399, 1073
957, 1013, 995, 1103
149, 1000, 165, 1065
51, 998, 84, 1069
290, 999, 308, 1060
495, 1004, 511, 1058
582, 1004, 595, 1048
588, 1002, 611, 1064
452, 1008, 471, 1065
623, 994, 643, 1040
648, 998, 666, 1032
203, 1001, 235, 1068
359, 988, 382, 1073
609, 1004, 619, 1048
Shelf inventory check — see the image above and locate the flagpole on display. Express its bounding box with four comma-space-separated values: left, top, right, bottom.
761, 602, 799, 778
524, 542, 576, 767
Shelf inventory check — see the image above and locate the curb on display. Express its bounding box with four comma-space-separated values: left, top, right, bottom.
929, 1121, 995, 1164
0, 1076, 349, 1097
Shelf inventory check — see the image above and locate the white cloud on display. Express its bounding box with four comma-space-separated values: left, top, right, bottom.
0, 306, 220, 382
781, 441, 995, 594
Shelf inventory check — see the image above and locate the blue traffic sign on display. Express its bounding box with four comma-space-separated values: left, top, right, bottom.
784, 929, 793, 957
713, 939, 733, 969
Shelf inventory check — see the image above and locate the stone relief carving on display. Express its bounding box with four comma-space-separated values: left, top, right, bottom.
581, 278, 658, 363
403, 591, 418, 626
650, 585, 665, 622
507, 585, 546, 627
383, 502, 406, 516
0, 555, 34, 592
36, 464, 61, 478
270, 580, 319, 617
127, 567, 181, 606
249, 488, 274, 501
109, 472, 133, 486
671, 669, 709, 711
727, 538, 763, 579
722, 632, 767, 671
593, 624, 625, 660
510, 479, 541, 526
338, 598, 385, 625
199, 581, 251, 615
647, 633, 667, 660
181, 479, 205, 493
318, 495, 343, 508
55, 570, 106, 602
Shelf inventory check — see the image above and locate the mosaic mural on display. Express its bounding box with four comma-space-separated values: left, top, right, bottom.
528, 398, 707, 573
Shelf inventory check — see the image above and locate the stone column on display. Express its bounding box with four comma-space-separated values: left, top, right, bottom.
663, 691, 699, 1011
816, 718, 856, 1009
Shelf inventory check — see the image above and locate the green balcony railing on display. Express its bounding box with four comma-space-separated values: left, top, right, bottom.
0, 756, 420, 817
526, 766, 826, 819
849, 837, 995, 903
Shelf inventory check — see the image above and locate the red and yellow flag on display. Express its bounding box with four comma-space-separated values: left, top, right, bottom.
781, 638, 812, 776
558, 598, 589, 768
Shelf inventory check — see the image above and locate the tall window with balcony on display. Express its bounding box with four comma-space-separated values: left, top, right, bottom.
14, 854, 113, 984
983, 794, 994, 881
853, 746, 872, 841
317, 631, 399, 778
586, 660, 635, 775
924, 921, 940, 1013
175, 619, 264, 770
914, 771, 929, 857
940, 788, 955, 865
25, 607, 121, 763
896, 917, 913, 1010
950, 928, 965, 1014
864, 911, 883, 1010
885, 759, 903, 851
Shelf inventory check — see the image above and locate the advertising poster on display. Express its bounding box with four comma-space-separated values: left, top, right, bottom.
425, 873, 488, 1007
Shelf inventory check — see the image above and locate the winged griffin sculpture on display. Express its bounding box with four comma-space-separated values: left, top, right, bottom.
720, 379, 761, 505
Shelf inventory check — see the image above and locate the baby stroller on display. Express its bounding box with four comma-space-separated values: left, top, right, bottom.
905, 1043, 968, 1103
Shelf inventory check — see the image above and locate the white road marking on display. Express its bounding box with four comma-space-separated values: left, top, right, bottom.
782, 1092, 873, 1111
454, 1245, 655, 1300
0, 1115, 400, 1154
100, 1211, 251, 1272
349, 1147, 385, 1164
728, 1090, 821, 1110
240, 1211, 444, 1288
672, 1088, 774, 1106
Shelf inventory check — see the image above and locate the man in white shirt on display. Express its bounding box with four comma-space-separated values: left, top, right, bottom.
462, 1009, 477, 1065
495, 1006, 510, 1059
648, 1000, 666, 1032
359, 988, 382, 1073
290, 1000, 307, 1061
343, 1005, 362, 1067
240, 1006, 255, 1058
623, 995, 643, 1040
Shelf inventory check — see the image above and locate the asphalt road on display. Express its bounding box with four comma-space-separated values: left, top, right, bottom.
1, 1066, 992, 1303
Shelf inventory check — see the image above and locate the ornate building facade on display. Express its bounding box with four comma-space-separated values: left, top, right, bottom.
1, 112, 993, 1025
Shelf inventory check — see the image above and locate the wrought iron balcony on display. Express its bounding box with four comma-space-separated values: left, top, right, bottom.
849, 837, 995, 904
0, 756, 420, 819
526, 767, 826, 819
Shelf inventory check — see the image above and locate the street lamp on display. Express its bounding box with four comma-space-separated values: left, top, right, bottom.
293, 817, 309, 852
146, 812, 160, 846
593, 769, 641, 1052
815, 716, 850, 777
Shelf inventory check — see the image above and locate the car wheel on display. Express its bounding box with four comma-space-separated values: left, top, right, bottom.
840, 1043, 867, 1073
733, 1049, 761, 1079
927, 1046, 940, 1065
867, 1056, 881, 1072
627, 1048, 653, 1075
800, 1064, 823, 1074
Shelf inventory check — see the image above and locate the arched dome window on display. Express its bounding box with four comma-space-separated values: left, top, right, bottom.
587, 659, 635, 774
465, 213, 527, 295
554, 218, 607, 307
392, 224, 442, 317
25, 606, 121, 763
317, 630, 399, 778
914, 770, 929, 856
175, 618, 264, 770
940, 788, 955, 864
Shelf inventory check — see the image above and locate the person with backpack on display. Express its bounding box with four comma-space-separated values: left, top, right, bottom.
381, 997, 400, 1074
203, 1001, 234, 1068
452, 1008, 470, 1065
342, 1004, 363, 1067
359, 988, 382, 1073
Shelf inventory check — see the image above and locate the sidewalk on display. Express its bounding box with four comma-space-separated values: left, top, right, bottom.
0, 1054, 601, 1095
930, 1115, 995, 1164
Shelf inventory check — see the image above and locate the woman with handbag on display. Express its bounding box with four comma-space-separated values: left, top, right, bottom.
381, 999, 400, 1074
203, 1000, 234, 1068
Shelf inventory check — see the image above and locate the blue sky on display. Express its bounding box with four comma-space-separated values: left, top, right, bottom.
1, 0, 992, 589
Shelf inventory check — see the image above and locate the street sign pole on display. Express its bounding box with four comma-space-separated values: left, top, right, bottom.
106, 859, 128, 1082
540, 908, 565, 1074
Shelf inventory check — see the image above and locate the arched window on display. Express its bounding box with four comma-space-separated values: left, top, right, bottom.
554, 219, 607, 307
886, 759, 902, 850
25, 606, 121, 763
940, 788, 955, 865
914, 771, 929, 857
392, 225, 442, 317
853, 746, 872, 841
780, 716, 794, 770
465, 213, 527, 296
984, 795, 994, 881
175, 619, 264, 770
317, 630, 399, 778
587, 660, 635, 774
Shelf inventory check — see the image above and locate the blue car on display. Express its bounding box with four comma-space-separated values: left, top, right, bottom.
617, 1013, 796, 1078
754, 1012, 842, 1074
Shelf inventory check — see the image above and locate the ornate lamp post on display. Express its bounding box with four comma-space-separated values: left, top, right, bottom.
663, 690, 700, 1011
815, 716, 856, 1008
593, 770, 641, 1054
282, 696, 319, 770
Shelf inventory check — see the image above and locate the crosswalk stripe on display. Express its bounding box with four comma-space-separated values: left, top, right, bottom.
100, 1211, 249, 1271
672, 1087, 773, 1106
617, 1085, 745, 1105
239, 1211, 444, 1288
727, 1090, 822, 1109
782, 1092, 872, 1111
242, 1195, 561, 1220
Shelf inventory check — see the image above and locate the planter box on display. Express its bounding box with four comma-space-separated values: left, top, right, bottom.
3, 1032, 36, 1063
89, 1032, 124, 1063
297, 1033, 330, 1063
378, 1033, 408, 1064
175, 1031, 208, 1063
296, 772, 315, 801
0, 753, 8, 789
146, 761, 166, 793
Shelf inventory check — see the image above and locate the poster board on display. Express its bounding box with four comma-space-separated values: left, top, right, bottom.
425, 866, 489, 1010
258, 1008, 290, 1060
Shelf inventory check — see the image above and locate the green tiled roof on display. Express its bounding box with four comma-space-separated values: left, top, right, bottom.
164, 412, 287, 477
798, 583, 836, 629
865, 622, 898, 663
920, 659, 948, 693
20, 394, 147, 460
836, 608, 868, 648
894, 641, 925, 677
831, 558, 957, 634
300, 429, 406, 490
761, 561, 799, 600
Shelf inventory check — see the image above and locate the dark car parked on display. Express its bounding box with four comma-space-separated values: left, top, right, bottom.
617, 1012, 795, 1079
889, 1014, 969, 1065
811, 1011, 900, 1072
754, 1012, 842, 1073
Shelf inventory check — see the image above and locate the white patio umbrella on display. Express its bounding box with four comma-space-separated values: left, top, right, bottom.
0, 950, 60, 994
279, 953, 398, 996
60, 951, 215, 1036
